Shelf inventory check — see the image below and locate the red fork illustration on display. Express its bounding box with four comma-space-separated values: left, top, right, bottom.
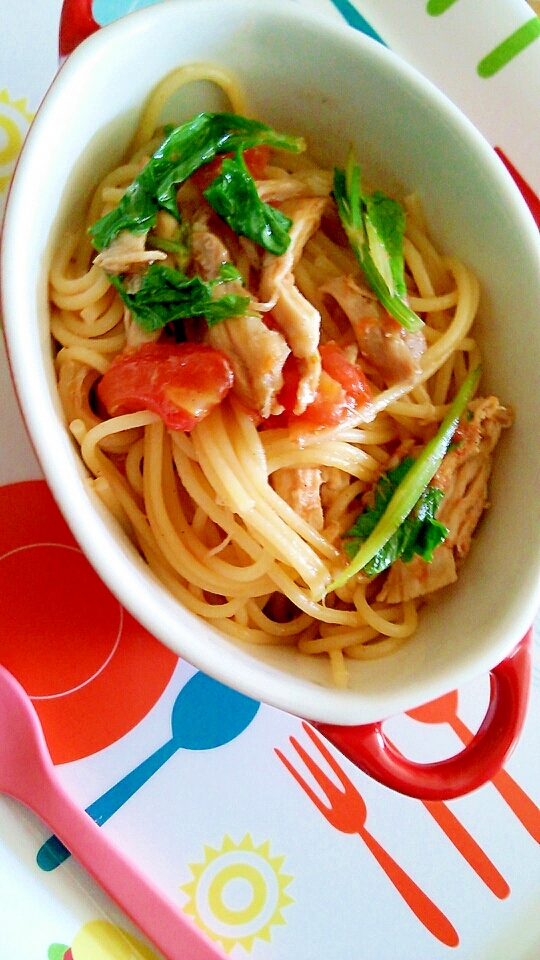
419, 798, 509, 899
407, 689, 540, 844
381, 731, 510, 899
276, 722, 459, 948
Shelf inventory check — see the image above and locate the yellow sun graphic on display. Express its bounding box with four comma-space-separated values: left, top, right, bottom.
0, 89, 34, 198
181, 833, 294, 954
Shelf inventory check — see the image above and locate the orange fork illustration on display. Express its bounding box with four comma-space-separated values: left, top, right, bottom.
275, 722, 459, 948
381, 730, 510, 899
408, 690, 540, 844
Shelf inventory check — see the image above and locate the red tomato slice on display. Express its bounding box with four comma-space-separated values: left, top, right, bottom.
319, 341, 372, 406
242, 144, 271, 180
97, 342, 234, 431
271, 341, 372, 430
190, 145, 270, 192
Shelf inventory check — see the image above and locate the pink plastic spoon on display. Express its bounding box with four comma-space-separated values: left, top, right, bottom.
0, 665, 225, 960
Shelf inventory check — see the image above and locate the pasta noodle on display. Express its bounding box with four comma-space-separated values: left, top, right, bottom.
48, 63, 512, 688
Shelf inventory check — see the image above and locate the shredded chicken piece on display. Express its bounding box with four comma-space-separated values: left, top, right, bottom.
272, 467, 324, 531
272, 281, 322, 411
433, 396, 513, 558
190, 215, 294, 417
294, 168, 334, 196
238, 236, 263, 272
271, 466, 350, 536
321, 274, 426, 385
377, 546, 457, 603
206, 314, 290, 418
320, 467, 350, 511
256, 168, 332, 205
376, 395, 513, 603
272, 254, 320, 337
259, 197, 327, 412
191, 217, 230, 280
256, 177, 315, 205
259, 197, 326, 307
93, 229, 166, 275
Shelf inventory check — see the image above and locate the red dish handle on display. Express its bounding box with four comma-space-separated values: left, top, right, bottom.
313, 629, 532, 801
59, 0, 100, 57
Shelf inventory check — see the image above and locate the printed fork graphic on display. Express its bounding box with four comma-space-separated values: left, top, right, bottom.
276, 722, 459, 948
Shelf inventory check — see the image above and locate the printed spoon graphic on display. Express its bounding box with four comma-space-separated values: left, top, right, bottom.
0, 666, 226, 960
37, 671, 260, 871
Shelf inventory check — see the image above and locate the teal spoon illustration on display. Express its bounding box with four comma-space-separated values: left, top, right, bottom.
37, 671, 259, 871
329, 0, 385, 43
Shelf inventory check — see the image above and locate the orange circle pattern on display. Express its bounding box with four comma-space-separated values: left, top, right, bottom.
0, 481, 178, 764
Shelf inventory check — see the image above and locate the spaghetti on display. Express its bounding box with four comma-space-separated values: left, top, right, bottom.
48, 63, 512, 686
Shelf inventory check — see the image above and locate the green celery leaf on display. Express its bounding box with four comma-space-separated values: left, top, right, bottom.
324, 365, 481, 596
89, 184, 157, 250
109, 262, 250, 332
364, 190, 408, 298
343, 458, 448, 577
333, 150, 423, 332
203, 150, 292, 255
151, 236, 186, 254
150, 220, 191, 271
89, 112, 304, 251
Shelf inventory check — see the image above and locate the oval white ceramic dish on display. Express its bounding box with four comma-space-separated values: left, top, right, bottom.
3, 0, 540, 731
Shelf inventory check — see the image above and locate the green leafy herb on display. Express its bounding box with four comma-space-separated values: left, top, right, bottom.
343, 457, 448, 577
149, 220, 191, 271
324, 365, 481, 596
333, 149, 423, 332
204, 149, 293, 255
89, 112, 305, 252
109, 262, 250, 333
151, 236, 186, 254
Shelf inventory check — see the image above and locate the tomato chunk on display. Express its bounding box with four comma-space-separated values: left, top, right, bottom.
272, 341, 372, 430
190, 145, 270, 192
97, 342, 234, 431
319, 341, 372, 406
242, 144, 271, 180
